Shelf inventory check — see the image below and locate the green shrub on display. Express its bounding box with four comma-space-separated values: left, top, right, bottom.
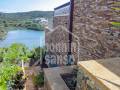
33, 72, 44, 87
30, 47, 45, 60
10, 72, 25, 90
110, 22, 120, 28
0, 43, 30, 90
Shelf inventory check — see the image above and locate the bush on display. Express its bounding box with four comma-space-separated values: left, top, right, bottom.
0, 43, 30, 90
9, 72, 26, 90
33, 72, 44, 87
30, 47, 45, 60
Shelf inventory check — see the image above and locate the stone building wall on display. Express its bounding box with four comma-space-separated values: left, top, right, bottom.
45, 16, 70, 66
45, 4, 70, 66
45, 0, 120, 89
45, 0, 120, 65
53, 16, 69, 29
72, 0, 120, 62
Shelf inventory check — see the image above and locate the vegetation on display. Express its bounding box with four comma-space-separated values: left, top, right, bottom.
0, 20, 45, 31
0, 11, 53, 39
0, 11, 53, 20
110, 22, 120, 29
10, 72, 25, 89
29, 47, 45, 66
33, 72, 44, 87
110, 2, 120, 29
0, 11, 49, 90
0, 63, 21, 90
23, 21, 45, 31
0, 43, 46, 90
0, 43, 31, 90
0, 11, 53, 30
111, 2, 120, 11
31, 47, 45, 60
0, 27, 7, 39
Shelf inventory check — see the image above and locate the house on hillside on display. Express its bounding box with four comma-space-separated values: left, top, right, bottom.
33, 17, 48, 26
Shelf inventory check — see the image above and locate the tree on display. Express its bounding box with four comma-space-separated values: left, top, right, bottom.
0, 43, 31, 90
3, 43, 31, 77
0, 44, 30, 90
0, 63, 21, 90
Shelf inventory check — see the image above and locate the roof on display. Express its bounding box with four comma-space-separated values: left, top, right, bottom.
54, 2, 70, 10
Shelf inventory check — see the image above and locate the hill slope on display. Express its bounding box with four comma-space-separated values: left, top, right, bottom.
0, 11, 53, 20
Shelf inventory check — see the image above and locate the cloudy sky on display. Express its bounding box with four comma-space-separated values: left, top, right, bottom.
0, 0, 70, 13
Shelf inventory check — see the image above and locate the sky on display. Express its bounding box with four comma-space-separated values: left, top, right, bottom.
0, 0, 70, 13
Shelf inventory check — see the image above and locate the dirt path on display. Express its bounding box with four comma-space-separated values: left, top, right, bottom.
25, 66, 44, 90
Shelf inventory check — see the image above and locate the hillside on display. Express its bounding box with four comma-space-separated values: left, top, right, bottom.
0, 11, 53, 20
0, 11, 53, 29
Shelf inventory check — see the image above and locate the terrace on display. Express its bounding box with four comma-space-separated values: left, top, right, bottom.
44, 58, 120, 90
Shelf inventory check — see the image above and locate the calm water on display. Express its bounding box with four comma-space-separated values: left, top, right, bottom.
0, 29, 45, 49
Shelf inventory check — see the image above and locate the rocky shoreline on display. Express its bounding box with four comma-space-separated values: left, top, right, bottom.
0, 30, 7, 40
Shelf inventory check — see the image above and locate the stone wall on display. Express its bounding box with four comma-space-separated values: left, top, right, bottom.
45, 15, 70, 66
45, 0, 120, 65
53, 16, 69, 28
76, 58, 120, 90
76, 67, 102, 90
44, 66, 76, 90
72, 0, 120, 61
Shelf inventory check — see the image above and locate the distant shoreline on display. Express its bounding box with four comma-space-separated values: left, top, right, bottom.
0, 27, 44, 40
